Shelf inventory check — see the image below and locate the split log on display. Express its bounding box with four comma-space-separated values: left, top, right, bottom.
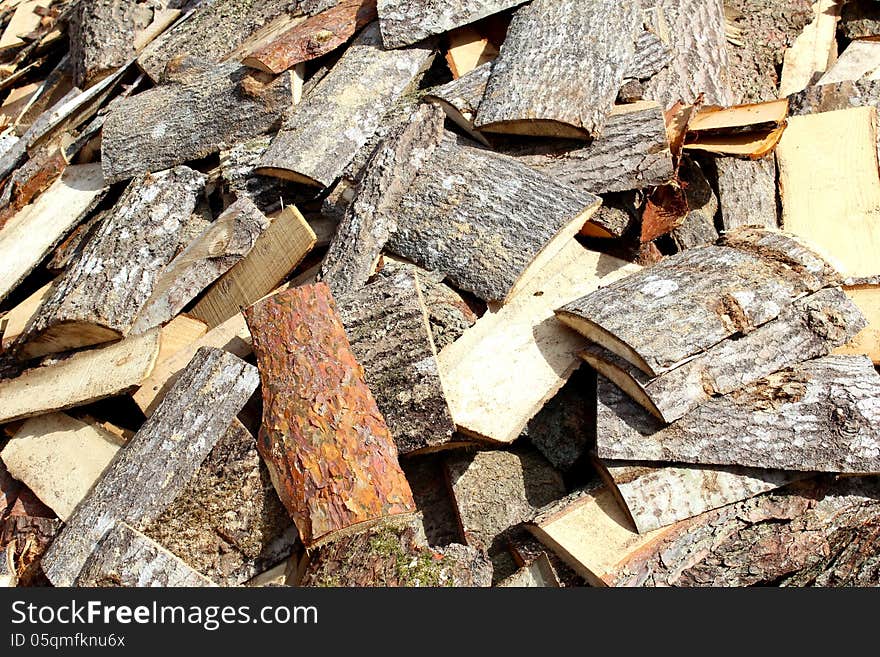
154, 315, 208, 365
0, 164, 106, 305
386, 132, 601, 303
0, 413, 120, 521
75, 522, 216, 587
627, 28, 673, 81
777, 106, 880, 281
189, 205, 316, 328
142, 420, 296, 586
41, 347, 260, 586
507, 533, 585, 587
583, 287, 865, 423
131, 198, 271, 333
581, 193, 639, 240
218, 136, 302, 215
244, 284, 415, 548
0, 544, 14, 587
318, 102, 446, 295
437, 240, 638, 444
0, 148, 67, 231
0, 1, 40, 52
817, 40, 880, 85
715, 157, 779, 230
256, 23, 434, 188
597, 354, 880, 474
1, 280, 53, 351
498, 553, 560, 587
21, 166, 206, 359
409, 266, 478, 352
423, 62, 491, 145
778, 0, 840, 97
668, 158, 719, 250
836, 284, 880, 364
101, 59, 292, 184
474, 0, 641, 138
376, 0, 527, 49
243, 0, 377, 75
336, 267, 455, 454
0, 329, 161, 425
556, 228, 841, 377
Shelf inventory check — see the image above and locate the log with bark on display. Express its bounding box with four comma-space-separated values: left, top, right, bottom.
0, 515, 61, 587
840, 0, 880, 39
715, 156, 779, 230
218, 136, 303, 214
498, 553, 560, 587
41, 347, 260, 586
423, 62, 492, 145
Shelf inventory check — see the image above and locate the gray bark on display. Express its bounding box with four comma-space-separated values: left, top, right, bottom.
597, 355, 880, 474
102, 59, 292, 184
336, 266, 455, 455
0, 516, 61, 586
556, 227, 841, 376
423, 62, 492, 144
218, 136, 302, 215
628, 28, 673, 81
75, 522, 216, 587
41, 347, 260, 587
386, 133, 600, 303
256, 23, 435, 188
401, 264, 478, 351
670, 157, 719, 250
318, 103, 446, 295
715, 156, 779, 231
377, 0, 528, 49
582, 193, 640, 240
475, 0, 642, 138
22, 167, 206, 359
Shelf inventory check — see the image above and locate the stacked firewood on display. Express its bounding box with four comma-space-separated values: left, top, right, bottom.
1, 0, 880, 588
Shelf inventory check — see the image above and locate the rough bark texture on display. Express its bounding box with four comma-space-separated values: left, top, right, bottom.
22, 167, 206, 359
75, 522, 216, 587
423, 62, 491, 142
0, 149, 67, 232
299, 514, 493, 587
714, 156, 779, 230
405, 265, 478, 351
102, 59, 292, 184
840, 0, 880, 39
244, 284, 416, 548
669, 158, 719, 249
475, 0, 641, 138
556, 228, 840, 376
41, 348, 260, 586
401, 455, 463, 547
0, 515, 61, 587
386, 132, 600, 303
598, 355, 880, 473
498, 553, 560, 587
377, 0, 527, 49
257, 23, 434, 188
318, 102, 446, 295
142, 421, 296, 586
336, 267, 455, 454
628, 28, 673, 81
219, 136, 303, 215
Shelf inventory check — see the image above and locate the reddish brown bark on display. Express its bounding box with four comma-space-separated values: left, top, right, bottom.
0, 150, 66, 231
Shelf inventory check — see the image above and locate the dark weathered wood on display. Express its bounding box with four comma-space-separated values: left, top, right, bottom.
218, 136, 302, 215
386, 133, 600, 303
336, 266, 455, 455
318, 102, 446, 295
598, 355, 880, 473
584, 286, 866, 422
0, 149, 66, 232
102, 59, 291, 184
0, 515, 61, 587
475, 0, 641, 138
143, 420, 297, 586
41, 347, 260, 587
377, 0, 527, 49
299, 514, 493, 586
244, 284, 416, 548
75, 522, 216, 587
669, 158, 719, 250
257, 23, 434, 188
401, 455, 463, 547
243, 0, 378, 74
22, 166, 206, 359
840, 0, 880, 39
556, 228, 841, 376
715, 156, 779, 230
423, 62, 491, 145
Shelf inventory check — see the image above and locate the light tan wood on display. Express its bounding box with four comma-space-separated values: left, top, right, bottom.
0, 1, 41, 51
1, 413, 120, 520
777, 106, 880, 280
0, 82, 39, 122
133, 8, 182, 52
687, 99, 789, 132
818, 39, 880, 85
684, 126, 785, 158
0, 329, 161, 425
154, 315, 207, 364
779, 0, 841, 97
445, 26, 498, 78
836, 284, 880, 363
0, 279, 54, 350
437, 240, 639, 444
190, 205, 316, 328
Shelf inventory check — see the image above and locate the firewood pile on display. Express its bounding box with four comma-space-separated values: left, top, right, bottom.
1, 0, 880, 589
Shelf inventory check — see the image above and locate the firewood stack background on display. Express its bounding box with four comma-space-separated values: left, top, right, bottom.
1, 0, 880, 588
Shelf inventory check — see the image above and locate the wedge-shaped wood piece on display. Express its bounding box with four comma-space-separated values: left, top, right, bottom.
386, 133, 601, 303
475, 0, 641, 138
0, 279, 53, 351
154, 315, 208, 365
257, 23, 434, 188
336, 267, 455, 454
377, 0, 527, 49
21, 166, 206, 359
777, 107, 880, 281
715, 157, 779, 230
437, 240, 639, 444
41, 347, 260, 586
102, 59, 291, 184
423, 62, 491, 145
818, 40, 880, 85
556, 228, 841, 377
687, 99, 789, 132
132, 198, 271, 333
0, 329, 161, 425
779, 0, 841, 97
583, 287, 865, 423
243, 0, 378, 74
598, 355, 880, 473
219, 135, 301, 214
836, 284, 880, 364
1, 413, 120, 521
245, 284, 415, 548
0, 1, 41, 52
319, 103, 446, 295
75, 522, 216, 587
189, 205, 316, 328
683, 126, 785, 158
0, 164, 105, 305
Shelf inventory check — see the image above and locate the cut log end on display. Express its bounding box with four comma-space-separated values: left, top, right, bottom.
555, 311, 654, 376
19, 322, 122, 361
